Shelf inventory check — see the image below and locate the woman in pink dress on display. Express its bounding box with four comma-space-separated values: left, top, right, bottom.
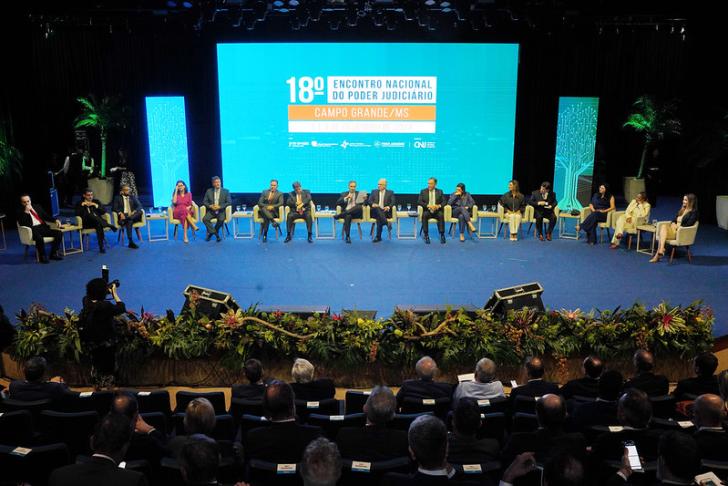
172, 180, 198, 243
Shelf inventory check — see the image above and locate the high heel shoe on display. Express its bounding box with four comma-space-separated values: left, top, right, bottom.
459, 234, 465, 242
649, 252, 663, 263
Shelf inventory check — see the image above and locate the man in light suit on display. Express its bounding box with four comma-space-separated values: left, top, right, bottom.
257, 179, 284, 242
529, 181, 558, 241
285, 181, 313, 243
202, 176, 232, 242
333, 180, 367, 244
417, 177, 446, 244
369, 178, 396, 243
112, 184, 142, 249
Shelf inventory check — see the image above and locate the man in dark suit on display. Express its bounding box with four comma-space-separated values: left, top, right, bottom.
17, 193, 63, 263
369, 178, 396, 242
179, 437, 223, 486
672, 352, 720, 400
560, 355, 603, 399
417, 177, 446, 244
448, 397, 499, 464
231, 358, 266, 400
336, 385, 408, 461
246, 381, 322, 463
8, 356, 70, 402
622, 349, 669, 397
569, 369, 623, 431
201, 176, 232, 242
285, 181, 313, 243
290, 358, 335, 401
693, 394, 728, 460
529, 181, 558, 241
76, 188, 117, 253
112, 184, 142, 249
396, 356, 454, 409
111, 392, 166, 470
257, 179, 284, 242
333, 180, 367, 244
510, 356, 560, 402
49, 413, 148, 486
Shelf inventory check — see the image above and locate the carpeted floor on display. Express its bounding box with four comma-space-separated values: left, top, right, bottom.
2, 198, 728, 336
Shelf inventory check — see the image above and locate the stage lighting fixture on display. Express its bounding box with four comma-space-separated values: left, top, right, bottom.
289, 0, 299, 5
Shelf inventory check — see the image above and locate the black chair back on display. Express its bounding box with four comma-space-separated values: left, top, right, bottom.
401, 396, 451, 420
649, 395, 677, 419
230, 398, 264, 419
306, 412, 366, 439
0, 409, 35, 446
140, 411, 169, 435
339, 456, 411, 486
247, 458, 303, 486
174, 390, 227, 414
477, 396, 511, 415
513, 395, 538, 414
345, 390, 371, 414
0, 442, 71, 486
55, 391, 114, 417
512, 412, 539, 433
135, 390, 172, 415
294, 398, 339, 421
172, 413, 236, 441
39, 410, 99, 457
390, 412, 432, 431
0, 398, 53, 423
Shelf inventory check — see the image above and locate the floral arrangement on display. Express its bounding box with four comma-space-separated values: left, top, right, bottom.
9, 301, 714, 378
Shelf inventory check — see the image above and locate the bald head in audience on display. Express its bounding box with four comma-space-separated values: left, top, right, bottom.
415, 356, 438, 381
633, 349, 655, 373
525, 356, 545, 379
694, 394, 725, 428
536, 394, 566, 430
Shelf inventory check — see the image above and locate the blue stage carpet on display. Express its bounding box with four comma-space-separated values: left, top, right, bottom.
2, 203, 728, 337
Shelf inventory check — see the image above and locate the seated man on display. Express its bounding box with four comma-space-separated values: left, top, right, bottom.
166, 397, 217, 458
452, 357, 505, 403
510, 356, 560, 402
560, 355, 603, 399
257, 179, 284, 242
111, 392, 166, 469
301, 438, 342, 486
368, 178, 395, 242
284, 181, 313, 243
336, 385, 409, 461
396, 356, 454, 409
529, 181, 558, 241
672, 351, 720, 400
179, 436, 221, 486
692, 394, 728, 460
569, 370, 623, 431
246, 381, 322, 463
49, 413, 148, 486
231, 358, 266, 400
17, 193, 63, 263
76, 188, 116, 253
417, 177, 446, 244
289, 358, 335, 401
447, 397, 499, 464
201, 176, 231, 242
622, 349, 669, 397
8, 356, 70, 402
333, 180, 367, 244
112, 184, 142, 249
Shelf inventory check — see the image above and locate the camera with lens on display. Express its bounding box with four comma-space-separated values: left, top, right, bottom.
101, 265, 121, 290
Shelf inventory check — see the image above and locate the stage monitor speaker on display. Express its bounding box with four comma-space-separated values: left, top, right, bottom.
181, 285, 239, 319
484, 282, 544, 315
258, 305, 330, 319
395, 304, 479, 317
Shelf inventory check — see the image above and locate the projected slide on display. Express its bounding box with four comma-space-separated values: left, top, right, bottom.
217, 43, 519, 194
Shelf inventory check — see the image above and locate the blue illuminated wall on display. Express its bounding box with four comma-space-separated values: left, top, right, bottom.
553, 97, 599, 210
145, 96, 191, 208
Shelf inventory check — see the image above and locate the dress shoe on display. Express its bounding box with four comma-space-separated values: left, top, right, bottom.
649, 252, 663, 263
205, 233, 213, 242
459, 234, 465, 242
216, 234, 221, 242
39, 257, 50, 264
440, 235, 446, 244
109, 225, 118, 233
538, 234, 544, 241
129, 241, 139, 249
345, 235, 351, 244
50, 252, 63, 261
424, 235, 431, 244
609, 243, 619, 250
284, 235, 292, 243
546, 233, 552, 241
262, 234, 268, 243
307, 234, 313, 243
100, 247, 106, 254
373, 236, 382, 243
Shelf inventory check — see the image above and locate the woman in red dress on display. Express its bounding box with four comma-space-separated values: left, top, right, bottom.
172, 180, 198, 243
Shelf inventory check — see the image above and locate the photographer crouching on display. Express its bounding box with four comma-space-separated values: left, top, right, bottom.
79, 277, 126, 389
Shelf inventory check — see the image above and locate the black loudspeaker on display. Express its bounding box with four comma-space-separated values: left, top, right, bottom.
181, 285, 239, 319
258, 305, 330, 318
395, 304, 479, 317
484, 282, 545, 315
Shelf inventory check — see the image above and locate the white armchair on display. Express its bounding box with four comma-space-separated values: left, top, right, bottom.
666, 222, 699, 264
17, 222, 56, 261
199, 205, 232, 238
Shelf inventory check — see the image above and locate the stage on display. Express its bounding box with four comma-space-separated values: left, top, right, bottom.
1, 198, 727, 337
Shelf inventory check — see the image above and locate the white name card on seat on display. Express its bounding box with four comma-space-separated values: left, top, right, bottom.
118, 461, 127, 469
79, 392, 94, 398
351, 461, 372, 472
277, 464, 297, 475
677, 421, 694, 429
329, 415, 345, 421
11, 447, 32, 457
0, 412, 4, 417
422, 398, 436, 405
510, 380, 518, 388
306, 401, 320, 409
462, 464, 483, 474
363, 391, 371, 395
477, 399, 491, 407
458, 373, 475, 383
608, 426, 624, 432
138, 391, 151, 396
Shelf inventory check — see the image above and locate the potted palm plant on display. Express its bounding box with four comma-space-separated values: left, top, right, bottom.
623, 96, 681, 202
74, 95, 129, 204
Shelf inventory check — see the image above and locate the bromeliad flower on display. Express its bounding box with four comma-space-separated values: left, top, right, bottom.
331, 314, 342, 321
661, 314, 673, 330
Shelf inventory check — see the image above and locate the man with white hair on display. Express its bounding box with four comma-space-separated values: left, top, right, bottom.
396, 356, 454, 409
452, 357, 505, 404
290, 358, 335, 401
368, 178, 396, 242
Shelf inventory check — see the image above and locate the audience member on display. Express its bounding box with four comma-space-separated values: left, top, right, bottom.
569, 370, 623, 430
447, 397, 499, 464
231, 358, 266, 400
692, 394, 728, 460
452, 358, 505, 404
49, 413, 147, 486
300, 438, 342, 486
179, 436, 221, 486
167, 397, 217, 458
672, 352, 720, 400
336, 385, 409, 460
509, 357, 560, 402
8, 356, 70, 402
246, 381, 322, 463
560, 355, 603, 399
290, 358, 336, 401
396, 356, 454, 408
622, 350, 669, 397
111, 392, 167, 468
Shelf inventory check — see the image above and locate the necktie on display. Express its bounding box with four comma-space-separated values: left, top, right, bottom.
268, 191, 274, 202
347, 192, 355, 210
379, 191, 384, 208
429, 190, 435, 206
29, 208, 42, 225
123, 196, 130, 214
214, 189, 219, 205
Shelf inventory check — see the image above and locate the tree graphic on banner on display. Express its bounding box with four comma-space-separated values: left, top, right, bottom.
555, 99, 599, 210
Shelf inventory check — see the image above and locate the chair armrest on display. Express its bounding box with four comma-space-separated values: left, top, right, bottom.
676, 224, 699, 246
417, 205, 423, 221
17, 224, 33, 245
75, 216, 83, 227
444, 205, 452, 221
225, 205, 233, 223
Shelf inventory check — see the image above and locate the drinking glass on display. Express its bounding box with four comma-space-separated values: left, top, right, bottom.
406, 203, 412, 211
324, 205, 330, 212
397, 204, 402, 211
652, 219, 658, 226
316, 204, 321, 212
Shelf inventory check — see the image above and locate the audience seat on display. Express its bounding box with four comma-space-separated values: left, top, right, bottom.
649, 395, 677, 419
476, 396, 511, 415
0, 398, 53, 422
247, 458, 304, 486
511, 412, 539, 433
174, 390, 227, 414
140, 411, 169, 435
38, 410, 99, 458
0, 442, 71, 486
294, 397, 339, 422
512, 395, 538, 414
389, 412, 432, 431
172, 413, 237, 441
0, 409, 35, 446
54, 390, 114, 416
339, 456, 411, 486
400, 396, 451, 420
230, 398, 265, 419
700, 459, 728, 480
345, 390, 371, 414
134, 390, 171, 415
240, 414, 271, 440
649, 417, 695, 433
306, 412, 366, 439
450, 460, 502, 483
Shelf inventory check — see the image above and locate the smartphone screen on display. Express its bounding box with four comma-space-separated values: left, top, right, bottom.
624, 442, 642, 471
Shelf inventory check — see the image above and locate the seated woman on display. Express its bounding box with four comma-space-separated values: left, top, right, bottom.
610, 191, 651, 249
499, 180, 526, 241
580, 183, 615, 245
650, 193, 699, 263
448, 182, 477, 242
172, 180, 198, 243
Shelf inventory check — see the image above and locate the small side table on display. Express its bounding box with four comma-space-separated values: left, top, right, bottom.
558, 212, 581, 240
59, 223, 83, 255
314, 210, 337, 239
0, 213, 6, 251
396, 210, 418, 239
147, 213, 169, 242
636, 223, 657, 255
232, 211, 254, 239
476, 210, 499, 239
